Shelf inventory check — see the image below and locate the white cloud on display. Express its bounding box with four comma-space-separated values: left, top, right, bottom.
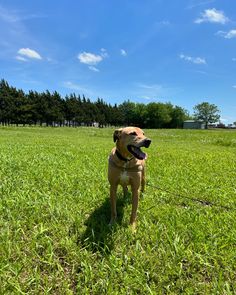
89, 66, 99, 72
225, 30, 236, 39
77, 50, 108, 71
195, 8, 229, 24
120, 49, 127, 56
18, 48, 42, 60
16, 55, 27, 62
77, 52, 103, 65
179, 54, 206, 64
217, 29, 236, 39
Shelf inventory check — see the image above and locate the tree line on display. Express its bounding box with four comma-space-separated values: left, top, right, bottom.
0, 79, 190, 128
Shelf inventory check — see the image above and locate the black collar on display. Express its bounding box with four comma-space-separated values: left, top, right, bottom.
115, 149, 134, 162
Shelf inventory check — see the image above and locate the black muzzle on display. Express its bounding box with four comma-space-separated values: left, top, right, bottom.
144, 138, 151, 148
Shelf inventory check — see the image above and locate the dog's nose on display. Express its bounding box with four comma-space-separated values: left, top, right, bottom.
144, 138, 151, 148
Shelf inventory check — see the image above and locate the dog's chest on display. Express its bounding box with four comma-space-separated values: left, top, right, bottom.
119, 170, 129, 185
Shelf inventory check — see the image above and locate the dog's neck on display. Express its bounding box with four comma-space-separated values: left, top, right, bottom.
115, 148, 134, 162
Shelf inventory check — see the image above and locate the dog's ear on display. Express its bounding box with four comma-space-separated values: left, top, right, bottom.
113, 128, 122, 142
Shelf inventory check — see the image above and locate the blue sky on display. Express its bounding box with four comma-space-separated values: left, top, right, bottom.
0, 0, 236, 124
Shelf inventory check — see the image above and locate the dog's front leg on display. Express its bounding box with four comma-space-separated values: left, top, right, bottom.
109, 184, 118, 225
141, 167, 145, 193
130, 186, 140, 232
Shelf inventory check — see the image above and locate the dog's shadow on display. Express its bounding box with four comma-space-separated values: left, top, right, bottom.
78, 192, 131, 254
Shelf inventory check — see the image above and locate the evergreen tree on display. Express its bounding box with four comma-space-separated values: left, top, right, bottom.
0, 78, 204, 129
0, 79, 14, 125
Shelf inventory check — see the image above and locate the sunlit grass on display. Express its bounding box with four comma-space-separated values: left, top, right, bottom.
0, 127, 236, 294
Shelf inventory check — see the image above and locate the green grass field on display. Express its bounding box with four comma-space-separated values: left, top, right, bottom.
0, 127, 236, 294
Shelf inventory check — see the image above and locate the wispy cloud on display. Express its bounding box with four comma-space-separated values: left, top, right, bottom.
187, 0, 215, 9
216, 29, 236, 39
0, 5, 47, 23
63, 81, 94, 96
233, 85, 236, 89
140, 95, 152, 100
63, 81, 81, 91
138, 83, 162, 91
134, 83, 165, 101
62, 81, 97, 97
191, 69, 208, 75
232, 58, 236, 62
195, 8, 229, 24
17, 48, 42, 60
120, 49, 127, 56
88, 66, 99, 72
16, 55, 28, 62
100, 48, 109, 58
155, 20, 170, 26
0, 5, 18, 22
179, 54, 206, 64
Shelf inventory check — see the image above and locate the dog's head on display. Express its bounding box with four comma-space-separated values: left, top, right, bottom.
113, 127, 151, 160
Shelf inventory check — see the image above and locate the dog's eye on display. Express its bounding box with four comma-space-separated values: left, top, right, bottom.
130, 131, 137, 136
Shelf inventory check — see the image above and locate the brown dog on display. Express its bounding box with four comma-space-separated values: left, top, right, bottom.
108, 127, 151, 231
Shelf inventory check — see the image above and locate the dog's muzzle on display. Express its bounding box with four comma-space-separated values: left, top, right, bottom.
127, 138, 151, 160
144, 138, 151, 148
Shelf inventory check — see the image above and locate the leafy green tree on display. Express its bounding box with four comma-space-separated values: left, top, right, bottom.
133, 103, 147, 127
169, 105, 189, 128
146, 102, 171, 128
193, 102, 220, 129
118, 100, 136, 126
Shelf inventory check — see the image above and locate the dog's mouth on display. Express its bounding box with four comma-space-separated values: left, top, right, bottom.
127, 139, 151, 160
127, 145, 147, 160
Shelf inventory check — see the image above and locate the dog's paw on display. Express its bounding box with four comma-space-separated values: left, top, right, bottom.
140, 191, 146, 199
109, 218, 117, 227
130, 222, 137, 234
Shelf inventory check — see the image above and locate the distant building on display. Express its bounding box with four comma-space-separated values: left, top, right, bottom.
183, 120, 205, 129
92, 122, 99, 128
